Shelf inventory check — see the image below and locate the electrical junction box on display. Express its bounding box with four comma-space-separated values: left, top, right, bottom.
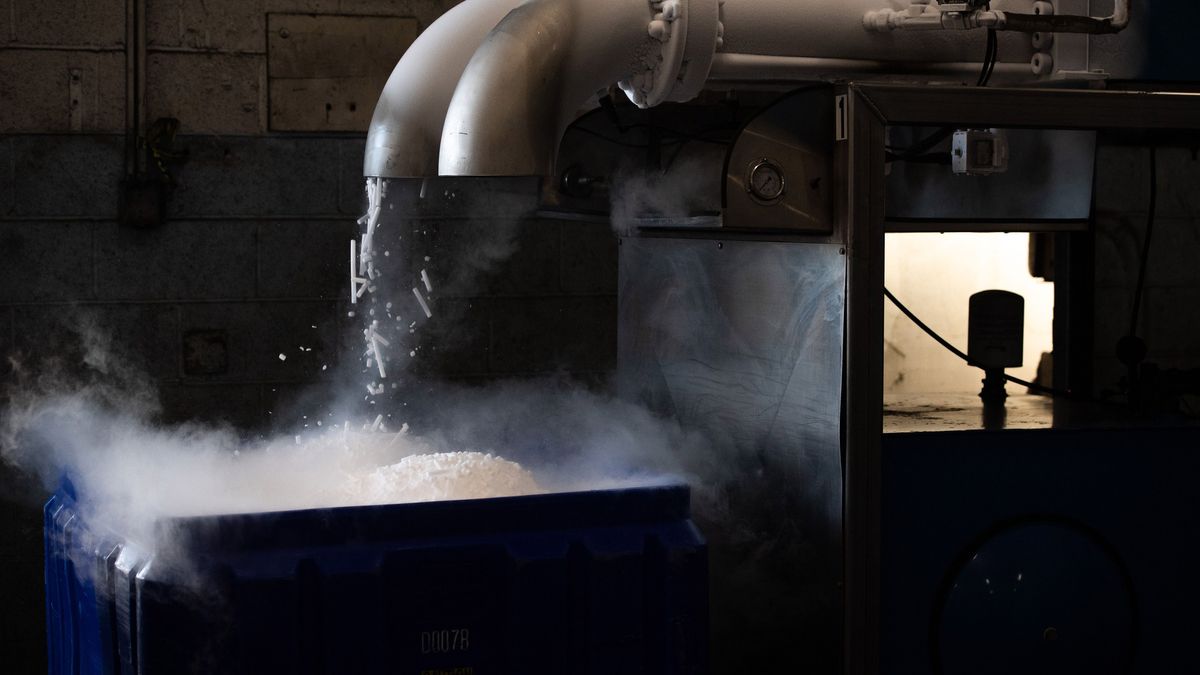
953, 129, 1010, 176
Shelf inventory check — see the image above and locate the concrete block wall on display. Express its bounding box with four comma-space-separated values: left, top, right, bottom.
0, 0, 639, 423
0, 0, 618, 669
408, 216, 619, 383
1092, 143, 1200, 397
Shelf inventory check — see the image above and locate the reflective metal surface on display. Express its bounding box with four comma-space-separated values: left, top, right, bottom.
886, 128, 1097, 222
724, 88, 836, 232
618, 235, 846, 673
439, 0, 571, 176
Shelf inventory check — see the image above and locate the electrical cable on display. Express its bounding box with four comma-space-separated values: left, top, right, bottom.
887, 20, 997, 162
886, 128, 955, 161
977, 27, 998, 87
884, 287, 1077, 399
1127, 146, 1158, 338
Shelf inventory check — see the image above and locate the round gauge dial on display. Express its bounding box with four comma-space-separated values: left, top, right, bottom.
747, 159, 786, 203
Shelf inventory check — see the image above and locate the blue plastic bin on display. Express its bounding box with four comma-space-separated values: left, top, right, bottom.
45, 483, 708, 674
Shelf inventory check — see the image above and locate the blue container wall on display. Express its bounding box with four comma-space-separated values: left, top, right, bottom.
45, 485, 708, 675
880, 426, 1200, 674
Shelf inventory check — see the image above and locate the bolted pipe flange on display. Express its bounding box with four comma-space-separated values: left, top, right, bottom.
619, 0, 721, 108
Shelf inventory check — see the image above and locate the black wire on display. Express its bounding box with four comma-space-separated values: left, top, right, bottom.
886, 128, 955, 158
1128, 146, 1159, 337
977, 28, 998, 87
884, 287, 1076, 399
988, 28, 998, 81
885, 151, 952, 165
887, 22, 998, 162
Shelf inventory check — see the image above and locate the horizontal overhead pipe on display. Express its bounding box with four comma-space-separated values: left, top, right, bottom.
368, 0, 1132, 179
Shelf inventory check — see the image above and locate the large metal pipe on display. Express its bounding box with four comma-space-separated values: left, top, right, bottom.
706, 53, 1034, 86
368, 0, 1130, 178
435, 0, 1036, 177
438, 0, 712, 176
363, 0, 525, 178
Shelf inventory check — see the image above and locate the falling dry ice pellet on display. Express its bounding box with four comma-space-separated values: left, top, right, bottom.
278, 354, 287, 361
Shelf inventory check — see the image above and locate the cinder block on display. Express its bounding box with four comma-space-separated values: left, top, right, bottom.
1092, 212, 1142, 289
406, 219, 500, 298
489, 219, 561, 296
1145, 218, 1200, 288
0, 138, 12, 215
179, 301, 340, 382
412, 297, 490, 376
560, 219, 618, 294
379, 177, 541, 219
10, 135, 123, 217
560, 296, 617, 374
260, 382, 341, 434
337, 0, 465, 29
170, 135, 342, 217
1095, 213, 1200, 290
1095, 145, 1200, 220
1157, 147, 1200, 220
265, 0, 340, 13
11, 303, 180, 381
0, 307, 13, 381
0, 50, 125, 132
12, 0, 125, 47
0, 221, 95, 302
1092, 287, 1133, 358
181, 0, 266, 53
489, 296, 563, 374
337, 298, 365, 369
146, 52, 265, 135
158, 383, 266, 428
258, 219, 358, 298
146, 0, 182, 48
1093, 144, 1150, 217
409, 218, 557, 299
1144, 287, 1200, 356
338, 138, 368, 215
94, 220, 258, 300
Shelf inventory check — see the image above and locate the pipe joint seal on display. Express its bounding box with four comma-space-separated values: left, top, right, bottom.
619, 0, 721, 108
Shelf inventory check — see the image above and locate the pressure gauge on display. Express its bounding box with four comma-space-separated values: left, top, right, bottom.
747, 159, 786, 203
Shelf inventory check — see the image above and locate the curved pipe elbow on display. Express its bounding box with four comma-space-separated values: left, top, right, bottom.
439, 0, 720, 177
438, 0, 574, 177
364, 0, 525, 178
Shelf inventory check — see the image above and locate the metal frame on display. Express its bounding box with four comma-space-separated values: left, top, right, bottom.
840, 83, 1200, 675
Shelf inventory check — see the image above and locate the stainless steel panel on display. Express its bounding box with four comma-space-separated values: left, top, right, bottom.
724, 88, 836, 233
886, 128, 1097, 221
855, 83, 1200, 131
618, 235, 846, 673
